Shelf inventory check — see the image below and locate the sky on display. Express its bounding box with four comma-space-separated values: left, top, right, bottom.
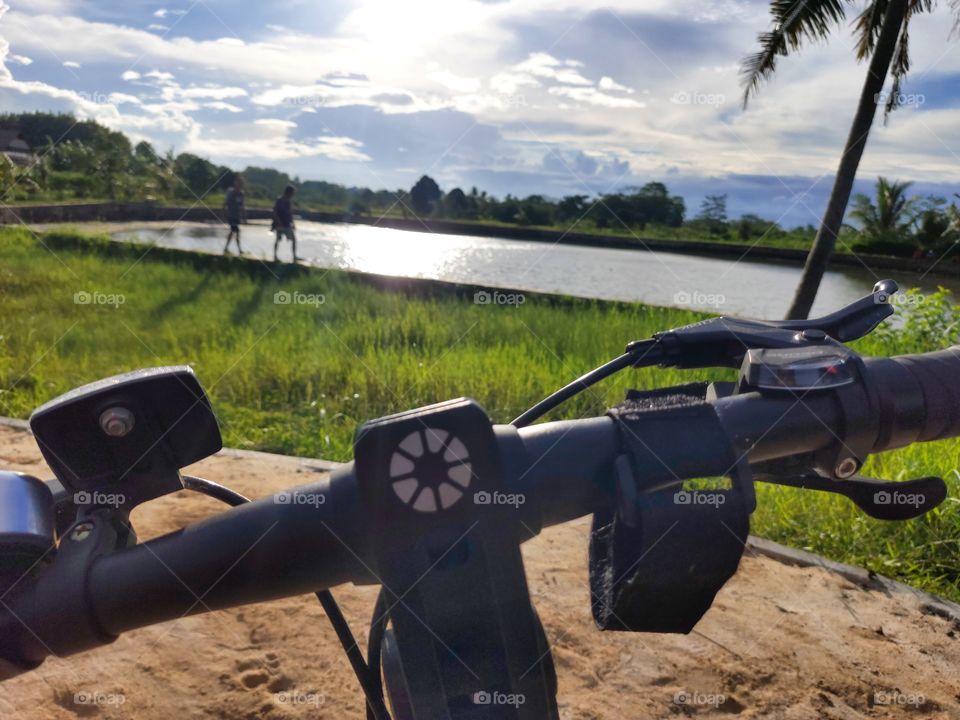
1, 0, 959, 226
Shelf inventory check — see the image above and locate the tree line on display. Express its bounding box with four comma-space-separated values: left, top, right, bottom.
0, 112, 811, 243
2, 112, 957, 257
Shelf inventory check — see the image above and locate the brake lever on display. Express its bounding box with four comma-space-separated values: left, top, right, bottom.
754, 472, 948, 521
625, 280, 898, 370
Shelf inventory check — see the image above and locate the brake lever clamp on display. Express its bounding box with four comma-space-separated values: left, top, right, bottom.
625, 279, 898, 371
589, 383, 755, 634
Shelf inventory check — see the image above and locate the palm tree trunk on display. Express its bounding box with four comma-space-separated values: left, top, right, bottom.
785, 0, 909, 319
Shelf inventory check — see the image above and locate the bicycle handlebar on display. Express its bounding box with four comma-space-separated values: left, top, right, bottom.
2, 346, 959, 677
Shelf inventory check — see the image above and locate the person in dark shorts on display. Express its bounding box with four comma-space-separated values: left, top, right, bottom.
223, 176, 246, 254
272, 184, 299, 262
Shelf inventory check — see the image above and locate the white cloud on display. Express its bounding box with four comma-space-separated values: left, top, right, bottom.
255, 118, 297, 129
108, 92, 141, 106
185, 120, 370, 162
428, 70, 481, 94
251, 81, 442, 114
122, 70, 141, 81
204, 101, 242, 113
153, 9, 168, 18
145, 69, 175, 82
514, 53, 591, 86
147, 24, 168, 31
548, 85, 644, 109
166, 85, 248, 100
599, 76, 633, 94
63, 60, 80, 68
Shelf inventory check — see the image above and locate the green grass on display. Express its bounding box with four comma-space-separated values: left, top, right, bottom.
0, 227, 958, 602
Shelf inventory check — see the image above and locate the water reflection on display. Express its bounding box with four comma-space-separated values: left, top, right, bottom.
115, 221, 960, 319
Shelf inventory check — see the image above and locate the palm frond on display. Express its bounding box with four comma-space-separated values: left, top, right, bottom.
741, 0, 850, 107
950, 0, 960, 37
854, 0, 888, 59
880, 1, 932, 118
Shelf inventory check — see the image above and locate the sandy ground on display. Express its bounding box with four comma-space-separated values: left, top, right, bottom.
0, 423, 958, 719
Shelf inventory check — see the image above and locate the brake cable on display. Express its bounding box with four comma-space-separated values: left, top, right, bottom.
182, 475, 393, 720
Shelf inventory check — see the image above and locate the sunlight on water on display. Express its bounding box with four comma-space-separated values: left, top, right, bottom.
115, 221, 960, 320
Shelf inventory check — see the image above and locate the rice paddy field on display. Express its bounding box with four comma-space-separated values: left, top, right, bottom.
0, 226, 957, 602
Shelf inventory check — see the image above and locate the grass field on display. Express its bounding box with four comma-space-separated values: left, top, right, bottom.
0, 226, 957, 601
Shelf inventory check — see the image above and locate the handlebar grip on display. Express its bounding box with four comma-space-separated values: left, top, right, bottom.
867, 346, 960, 451
892, 346, 960, 442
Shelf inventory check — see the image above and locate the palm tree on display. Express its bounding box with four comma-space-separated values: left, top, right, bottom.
847, 176, 920, 244
742, 0, 959, 319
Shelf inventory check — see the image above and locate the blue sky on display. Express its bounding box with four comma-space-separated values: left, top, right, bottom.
1, 0, 959, 225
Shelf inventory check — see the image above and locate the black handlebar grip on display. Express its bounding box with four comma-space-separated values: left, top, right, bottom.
893, 346, 960, 442
867, 346, 960, 451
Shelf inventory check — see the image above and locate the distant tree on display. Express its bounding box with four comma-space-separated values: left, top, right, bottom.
556, 195, 589, 224
697, 194, 728, 234
490, 195, 520, 224
847, 177, 920, 254
444, 187, 469, 218
242, 166, 292, 198
410, 175, 441, 215
174, 153, 227, 200
348, 196, 370, 214
634, 182, 685, 227
515, 195, 553, 226
915, 207, 951, 251
133, 140, 157, 168
737, 213, 780, 241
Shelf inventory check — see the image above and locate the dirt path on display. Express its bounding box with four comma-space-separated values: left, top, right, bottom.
0, 424, 957, 719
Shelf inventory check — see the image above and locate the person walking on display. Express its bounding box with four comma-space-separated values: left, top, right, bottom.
272, 184, 299, 262
223, 175, 246, 254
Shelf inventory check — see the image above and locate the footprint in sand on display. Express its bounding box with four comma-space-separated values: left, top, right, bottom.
235, 654, 295, 695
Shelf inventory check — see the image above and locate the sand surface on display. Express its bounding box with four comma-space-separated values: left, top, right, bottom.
0, 424, 957, 719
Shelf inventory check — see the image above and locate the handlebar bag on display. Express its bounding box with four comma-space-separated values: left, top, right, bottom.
590, 384, 751, 634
